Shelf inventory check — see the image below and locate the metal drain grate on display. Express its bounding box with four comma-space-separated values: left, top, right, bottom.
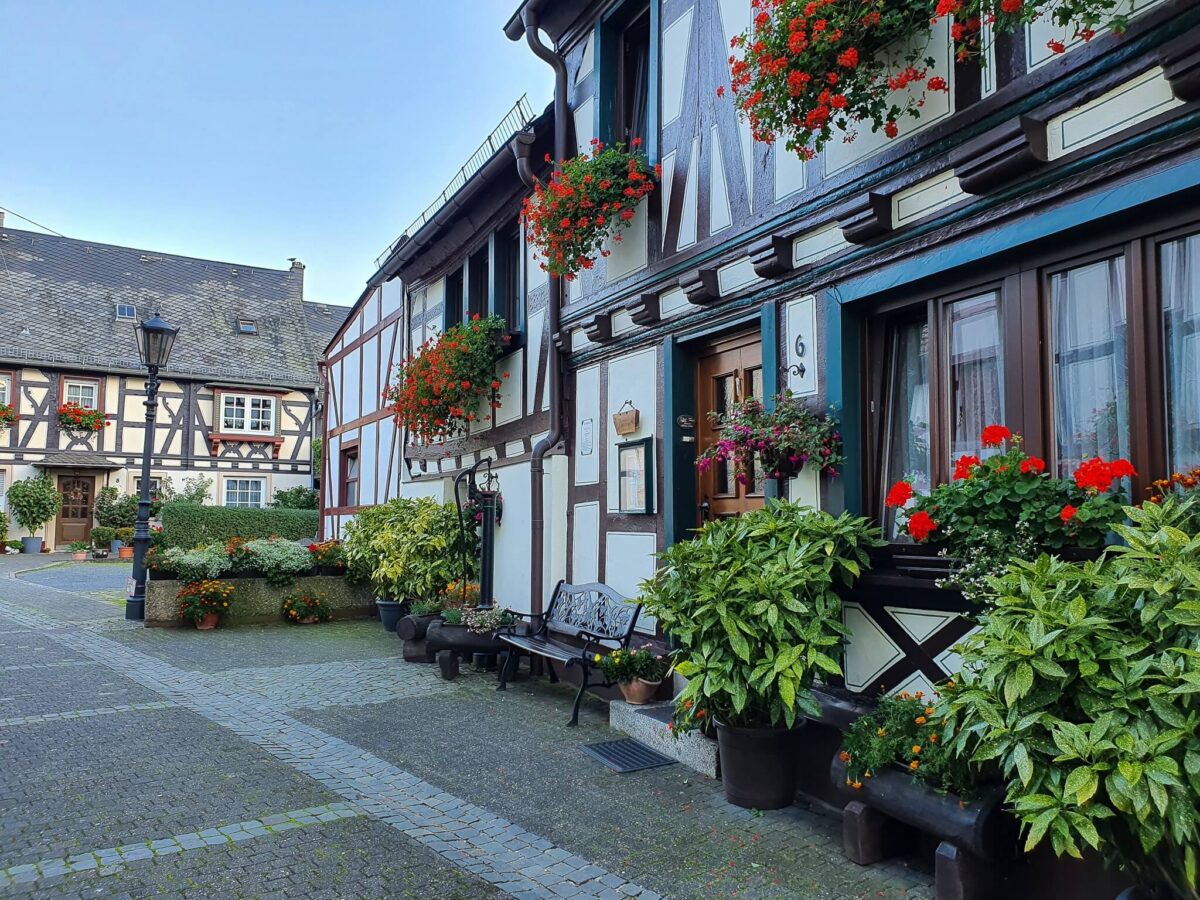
580, 739, 677, 773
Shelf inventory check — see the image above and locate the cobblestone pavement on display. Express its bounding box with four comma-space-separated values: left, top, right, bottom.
0, 558, 934, 899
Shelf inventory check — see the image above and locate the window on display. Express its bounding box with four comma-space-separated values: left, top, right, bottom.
1161, 233, 1200, 472
224, 478, 266, 508
238, 319, 258, 335
220, 394, 277, 434
467, 244, 489, 320
444, 268, 464, 330
135, 477, 163, 498
616, 6, 651, 148
0, 373, 11, 407
1050, 256, 1129, 475
946, 291, 1004, 459
0, 470, 7, 514
65, 379, 98, 409
116, 303, 136, 320
881, 319, 931, 535
493, 223, 522, 329
340, 447, 360, 507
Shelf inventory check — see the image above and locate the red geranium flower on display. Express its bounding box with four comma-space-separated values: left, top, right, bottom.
953, 455, 981, 481
1060, 504, 1077, 523
980, 424, 1011, 448
885, 480, 914, 508
906, 510, 937, 542
1019, 456, 1046, 475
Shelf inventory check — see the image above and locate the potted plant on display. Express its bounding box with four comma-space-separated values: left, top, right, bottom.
939, 0, 1138, 63
115, 528, 135, 559
176, 579, 235, 630
596, 645, 670, 705
521, 138, 658, 279
57, 401, 107, 438
66, 540, 89, 561
343, 497, 476, 632
697, 391, 843, 484
0, 401, 19, 430
385, 314, 511, 443
94, 487, 137, 550
642, 501, 884, 809
7, 474, 62, 554
308, 538, 346, 576
240, 538, 313, 587
886, 425, 1130, 603
282, 588, 332, 624
425, 601, 516, 664
941, 495, 1200, 899
91, 525, 117, 555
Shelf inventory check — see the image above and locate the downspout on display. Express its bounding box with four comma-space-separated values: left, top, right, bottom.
518, 7, 568, 619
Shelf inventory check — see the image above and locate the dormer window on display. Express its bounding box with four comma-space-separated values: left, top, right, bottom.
116, 303, 137, 320
238, 319, 258, 335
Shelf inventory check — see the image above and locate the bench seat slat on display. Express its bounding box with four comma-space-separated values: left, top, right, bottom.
499, 634, 584, 663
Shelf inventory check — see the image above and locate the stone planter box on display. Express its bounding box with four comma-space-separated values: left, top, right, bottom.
144, 575, 374, 627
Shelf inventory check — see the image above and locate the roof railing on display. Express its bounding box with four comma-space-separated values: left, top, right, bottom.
374, 94, 535, 269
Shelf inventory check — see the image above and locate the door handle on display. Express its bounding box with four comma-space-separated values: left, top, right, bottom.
698, 499, 711, 521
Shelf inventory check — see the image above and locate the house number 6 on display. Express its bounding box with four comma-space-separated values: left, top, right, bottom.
787, 333, 806, 379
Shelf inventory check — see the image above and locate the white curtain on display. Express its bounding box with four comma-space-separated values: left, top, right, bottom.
884, 320, 930, 536
1162, 234, 1200, 472
947, 291, 1004, 458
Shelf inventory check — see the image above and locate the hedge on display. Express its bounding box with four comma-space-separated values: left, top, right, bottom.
160, 503, 319, 549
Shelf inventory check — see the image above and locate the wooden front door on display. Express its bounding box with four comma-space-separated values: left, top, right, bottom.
55, 475, 95, 546
695, 330, 764, 524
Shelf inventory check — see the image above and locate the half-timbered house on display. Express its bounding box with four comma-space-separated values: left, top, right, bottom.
0, 220, 345, 547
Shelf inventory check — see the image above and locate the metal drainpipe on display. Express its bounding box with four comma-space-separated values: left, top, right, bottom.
519, 8, 568, 620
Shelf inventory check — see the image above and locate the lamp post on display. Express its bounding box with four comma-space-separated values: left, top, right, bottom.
126, 312, 179, 621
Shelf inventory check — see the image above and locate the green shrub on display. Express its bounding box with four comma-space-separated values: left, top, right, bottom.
115, 527, 135, 544
0, 509, 9, 543
270, 485, 319, 510
8, 475, 62, 535
243, 538, 313, 587
94, 487, 138, 528
159, 503, 317, 549
91, 526, 118, 546
640, 501, 884, 732
943, 495, 1200, 896
163, 544, 231, 583
342, 498, 476, 601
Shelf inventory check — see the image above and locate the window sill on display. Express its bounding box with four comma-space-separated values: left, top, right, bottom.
209, 433, 284, 458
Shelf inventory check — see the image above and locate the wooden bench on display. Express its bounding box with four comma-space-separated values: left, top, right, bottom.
496, 580, 642, 726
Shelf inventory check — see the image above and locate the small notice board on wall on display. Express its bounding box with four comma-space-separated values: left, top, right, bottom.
616, 437, 654, 515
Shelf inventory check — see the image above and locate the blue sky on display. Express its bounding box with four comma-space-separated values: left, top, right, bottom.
0, 0, 553, 304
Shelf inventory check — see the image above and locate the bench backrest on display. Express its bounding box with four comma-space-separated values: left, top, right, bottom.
545, 581, 641, 646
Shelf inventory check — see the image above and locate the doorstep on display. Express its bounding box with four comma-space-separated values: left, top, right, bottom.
608, 700, 718, 779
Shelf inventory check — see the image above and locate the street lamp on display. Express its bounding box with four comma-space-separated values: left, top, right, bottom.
126, 312, 179, 621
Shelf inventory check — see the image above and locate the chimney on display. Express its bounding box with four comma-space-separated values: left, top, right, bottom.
0, 210, 5, 228
289, 257, 305, 272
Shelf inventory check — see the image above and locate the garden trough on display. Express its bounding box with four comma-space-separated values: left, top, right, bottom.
144, 575, 375, 626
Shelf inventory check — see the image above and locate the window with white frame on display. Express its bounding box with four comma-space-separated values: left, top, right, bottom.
116, 303, 136, 320
220, 394, 276, 434
223, 477, 266, 508
65, 379, 98, 409
0, 373, 12, 407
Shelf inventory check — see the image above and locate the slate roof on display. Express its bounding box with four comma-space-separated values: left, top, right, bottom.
303, 301, 351, 355
0, 226, 322, 388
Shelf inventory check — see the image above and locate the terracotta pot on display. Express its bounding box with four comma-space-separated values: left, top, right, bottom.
298, 615, 319, 625
118, 546, 134, 560
619, 678, 661, 704
71, 551, 87, 561
195, 611, 220, 630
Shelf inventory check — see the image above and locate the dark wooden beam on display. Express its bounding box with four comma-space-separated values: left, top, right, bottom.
951, 116, 1048, 195
625, 293, 660, 326
839, 192, 893, 244
678, 268, 720, 305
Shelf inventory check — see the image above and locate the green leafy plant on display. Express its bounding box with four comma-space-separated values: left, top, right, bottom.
410, 598, 445, 616
176, 579, 235, 623
242, 538, 314, 587
311, 437, 323, 472
68, 541, 89, 552
308, 539, 345, 570
282, 589, 333, 623
5, 539, 22, 551
386, 314, 510, 443
942, 496, 1200, 897
158, 504, 317, 549
7, 475, 62, 536
698, 392, 844, 484
441, 608, 463, 626
163, 544, 232, 583
0, 401, 19, 429
521, 139, 658, 279
57, 401, 106, 434
0, 510, 10, 544
841, 690, 979, 797
640, 501, 883, 733
115, 527, 135, 545
595, 645, 669, 684
94, 487, 138, 528
271, 485, 319, 510
939, 0, 1137, 63
91, 525, 118, 547
343, 498, 476, 603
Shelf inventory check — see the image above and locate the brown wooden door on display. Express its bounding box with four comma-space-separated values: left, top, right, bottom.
55, 475, 95, 546
695, 330, 764, 524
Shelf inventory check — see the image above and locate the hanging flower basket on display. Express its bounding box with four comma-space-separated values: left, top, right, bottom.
387, 314, 511, 443
725, 0, 946, 159
521, 139, 658, 280
935, 0, 1132, 63
0, 402, 18, 430
57, 402, 107, 438
697, 391, 844, 484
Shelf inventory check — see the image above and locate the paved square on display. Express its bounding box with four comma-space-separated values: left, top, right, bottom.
0, 558, 934, 898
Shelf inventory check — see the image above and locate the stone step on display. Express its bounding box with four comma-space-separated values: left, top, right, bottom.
608, 700, 718, 779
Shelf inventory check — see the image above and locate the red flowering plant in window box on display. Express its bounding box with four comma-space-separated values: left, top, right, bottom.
885, 424, 1132, 601
0, 402, 18, 430
521, 139, 658, 280
696, 391, 844, 484
934, 0, 1133, 65
724, 0, 948, 159
57, 402, 107, 436
386, 314, 511, 444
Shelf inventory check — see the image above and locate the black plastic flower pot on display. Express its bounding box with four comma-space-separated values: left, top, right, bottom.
716, 719, 806, 810
376, 599, 403, 632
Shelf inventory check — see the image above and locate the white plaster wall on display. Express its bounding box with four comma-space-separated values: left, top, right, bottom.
401, 477, 447, 502
605, 348, 658, 514
491, 461, 533, 615
574, 365, 601, 485
571, 501, 600, 583
381, 277, 404, 318
662, 7, 694, 126
525, 309, 545, 415
359, 420, 378, 505
494, 349, 524, 426
605, 199, 649, 281
604, 531, 658, 634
